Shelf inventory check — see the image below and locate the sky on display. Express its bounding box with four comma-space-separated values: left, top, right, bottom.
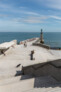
0, 0, 61, 32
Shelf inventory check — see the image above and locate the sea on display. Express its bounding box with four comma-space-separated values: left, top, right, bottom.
0, 32, 61, 48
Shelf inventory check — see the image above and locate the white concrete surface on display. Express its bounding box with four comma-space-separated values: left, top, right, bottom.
0, 39, 61, 92
0, 40, 17, 49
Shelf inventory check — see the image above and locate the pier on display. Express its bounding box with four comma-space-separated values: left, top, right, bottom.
0, 38, 61, 92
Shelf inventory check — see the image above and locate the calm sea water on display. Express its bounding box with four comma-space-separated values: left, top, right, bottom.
0, 32, 61, 48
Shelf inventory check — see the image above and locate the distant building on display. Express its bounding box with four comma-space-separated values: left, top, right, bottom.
40, 29, 44, 44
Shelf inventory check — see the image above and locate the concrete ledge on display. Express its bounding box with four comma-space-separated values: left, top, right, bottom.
33, 43, 50, 49
0, 40, 17, 55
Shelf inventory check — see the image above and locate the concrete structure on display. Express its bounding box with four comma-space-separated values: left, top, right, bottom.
0, 75, 61, 92
22, 59, 61, 81
0, 40, 17, 54
0, 39, 61, 92
33, 42, 50, 49
0, 40, 17, 49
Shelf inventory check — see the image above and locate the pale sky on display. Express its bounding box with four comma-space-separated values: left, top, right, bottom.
0, 0, 61, 32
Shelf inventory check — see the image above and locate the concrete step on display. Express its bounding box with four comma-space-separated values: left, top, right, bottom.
0, 75, 33, 86
25, 88, 47, 92
25, 87, 61, 92
0, 76, 61, 92
0, 76, 34, 92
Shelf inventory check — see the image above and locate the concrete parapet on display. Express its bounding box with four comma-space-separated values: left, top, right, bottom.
33, 43, 50, 49
22, 59, 61, 81
0, 40, 17, 55
20, 38, 37, 45
11, 40, 17, 45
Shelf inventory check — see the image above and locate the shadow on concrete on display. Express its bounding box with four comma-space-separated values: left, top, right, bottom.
20, 75, 34, 80
20, 59, 61, 88
34, 76, 61, 88
20, 75, 61, 88
15, 70, 22, 76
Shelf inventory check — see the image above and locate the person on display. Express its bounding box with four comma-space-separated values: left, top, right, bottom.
1, 50, 5, 56
30, 50, 34, 60
24, 41, 27, 47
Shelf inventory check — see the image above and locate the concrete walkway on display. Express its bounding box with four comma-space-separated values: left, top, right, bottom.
0, 40, 61, 92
